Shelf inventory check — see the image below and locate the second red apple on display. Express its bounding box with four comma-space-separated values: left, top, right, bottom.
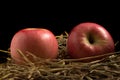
67, 22, 115, 61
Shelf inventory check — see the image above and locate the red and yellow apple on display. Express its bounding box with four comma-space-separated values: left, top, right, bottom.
10, 28, 58, 64
67, 22, 115, 61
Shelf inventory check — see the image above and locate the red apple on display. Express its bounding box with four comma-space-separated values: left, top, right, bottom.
67, 22, 115, 61
10, 28, 58, 64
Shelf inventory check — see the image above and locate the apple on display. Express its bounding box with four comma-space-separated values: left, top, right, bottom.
67, 22, 115, 61
10, 28, 58, 64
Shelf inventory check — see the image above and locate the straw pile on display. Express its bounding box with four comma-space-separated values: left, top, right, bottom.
0, 32, 120, 80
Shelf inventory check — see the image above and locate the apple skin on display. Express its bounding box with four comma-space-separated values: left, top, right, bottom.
67, 22, 115, 61
10, 28, 58, 64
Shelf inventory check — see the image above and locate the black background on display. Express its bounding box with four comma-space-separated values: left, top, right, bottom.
0, 4, 120, 52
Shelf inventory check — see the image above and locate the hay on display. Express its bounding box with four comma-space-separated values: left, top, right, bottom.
0, 32, 120, 80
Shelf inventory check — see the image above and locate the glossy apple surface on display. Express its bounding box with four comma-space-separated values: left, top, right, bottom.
67, 22, 115, 61
10, 28, 58, 64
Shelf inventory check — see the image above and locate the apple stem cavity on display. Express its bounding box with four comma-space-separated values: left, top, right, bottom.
87, 33, 95, 44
